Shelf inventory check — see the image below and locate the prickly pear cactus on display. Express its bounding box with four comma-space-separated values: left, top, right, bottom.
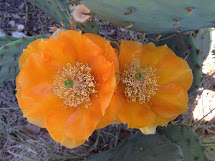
0, 36, 20, 47
86, 133, 184, 161
81, 0, 215, 34
194, 28, 215, 62
27, 0, 99, 34
0, 35, 47, 86
159, 125, 210, 161
27, 0, 71, 29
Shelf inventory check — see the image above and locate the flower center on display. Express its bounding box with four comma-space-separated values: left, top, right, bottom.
121, 65, 159, 103
53, 62, 96, 108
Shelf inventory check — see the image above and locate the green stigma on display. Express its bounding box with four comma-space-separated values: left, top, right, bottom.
136, 72, 143, 81
64, 79, 73, 88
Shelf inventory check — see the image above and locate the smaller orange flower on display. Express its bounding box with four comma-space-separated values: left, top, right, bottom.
72, 5, 91, 22
115, 40, 193, 134
16, 30, 119, 148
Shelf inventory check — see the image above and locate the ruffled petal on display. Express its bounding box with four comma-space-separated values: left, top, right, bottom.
64, 98, 102, 140
83, 33, 119, 73
58, 30, 113, 84
46, 108, 86, 148
141, 43, 175, 68
150, 82, 188, 118
116, 83, 156, 128
17, 39, 77, 128
96, 94, 118, 129
119, 40, 143, 71
95, 64, 116, 115
139, 126, 157, 135
156, 55, 193, 90
19, 39, 46, 70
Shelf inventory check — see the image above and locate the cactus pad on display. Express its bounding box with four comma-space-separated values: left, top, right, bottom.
81, 0, 215, 34
86, 133, 184, 161
159, 125, 209, 161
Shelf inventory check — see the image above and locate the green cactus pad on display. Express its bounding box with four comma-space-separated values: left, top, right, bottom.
159, 125, 209, 161
0, 35, 47, 86
202, 136, 215, 160
27, 0, 71, 29
81, 0, 215, 34
76, 18, 99, 34
86, 133, 184, 161
0, 36, 20, 47
27, 0, 99, 34
194, 28, 215, 63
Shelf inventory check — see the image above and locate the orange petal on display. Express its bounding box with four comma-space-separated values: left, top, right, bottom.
57, 30, 82, 55
152, 115, 176, 126
20, 93, 63, 128
156, 55, 193, 90
64, 98, 102, 140
96, 94, 118, 129
17, 39, 77, 128
84, 33, 119, 73
58, 30, 113, 84
46, 108, 86, 148
116, 83, 156, 128
36, 40, 77, 74
95, 64, 116, 115
119, 40, 143, 71
140, 43, 175, 68
19, 39, 46, 70
150, 82, 188, 118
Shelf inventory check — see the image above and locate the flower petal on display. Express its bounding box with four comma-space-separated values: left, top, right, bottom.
17, 39, 77, 127
156, 55, 193, 90
84, 33, 119, 72
150, 82, 188, 118
64, 98, 102, 140
116, 83, 156, 128
58, 30, 113, 84
95, 64, 116, 115
139, 126, 157, 135
141, 43, 175, 68
19, 39, 46, 70
46, 108, 86, 148
96, 94, 118, 129
119, 40, 143, 71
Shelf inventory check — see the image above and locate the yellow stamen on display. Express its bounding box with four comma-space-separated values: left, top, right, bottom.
53, 62, 96, 108
121, 65, 159, 103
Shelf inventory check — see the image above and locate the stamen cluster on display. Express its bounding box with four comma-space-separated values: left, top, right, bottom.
121, 65, 159, 103
53, 62, 96, 108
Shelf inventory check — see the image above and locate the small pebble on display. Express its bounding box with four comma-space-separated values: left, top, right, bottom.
9, 20, 15, 27
17, 24, 25, 31
12, 31, 27, 38
0, 29, 6, 36
12, 14, 21, 19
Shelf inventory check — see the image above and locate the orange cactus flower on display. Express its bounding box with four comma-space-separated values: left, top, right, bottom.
16, 30, 119, 148
72, 4, 91, 22
116, 40, 193, 134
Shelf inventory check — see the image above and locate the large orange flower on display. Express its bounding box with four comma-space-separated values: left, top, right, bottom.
116, 40, 193, 134
16, 30, 119, 148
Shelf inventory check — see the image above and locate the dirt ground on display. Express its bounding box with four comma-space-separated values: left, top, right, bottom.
0, 0, 215, 161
